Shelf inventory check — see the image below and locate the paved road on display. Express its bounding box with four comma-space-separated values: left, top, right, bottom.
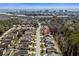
0, 25, 22, 40
0, 27, 16, 40
35, 22, 41, 56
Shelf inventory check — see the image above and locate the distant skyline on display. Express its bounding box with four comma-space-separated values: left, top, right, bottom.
0, 3, 79, 9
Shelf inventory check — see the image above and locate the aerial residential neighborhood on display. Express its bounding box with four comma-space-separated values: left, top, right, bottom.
0, 3, 79, 56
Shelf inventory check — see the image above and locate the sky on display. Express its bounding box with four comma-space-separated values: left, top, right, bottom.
0, 3, 79, 9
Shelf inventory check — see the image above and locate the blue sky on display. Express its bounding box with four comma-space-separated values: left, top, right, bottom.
0, 3, 79, 9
